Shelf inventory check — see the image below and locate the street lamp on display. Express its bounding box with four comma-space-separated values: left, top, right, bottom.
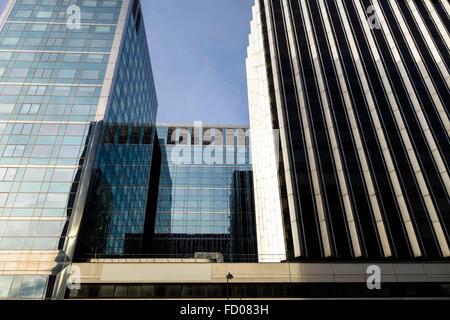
226, 272, 234, 300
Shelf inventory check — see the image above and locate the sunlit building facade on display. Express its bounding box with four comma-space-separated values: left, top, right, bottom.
0, 0, 157, 299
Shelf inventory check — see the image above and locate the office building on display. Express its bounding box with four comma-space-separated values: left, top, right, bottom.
146, 124, 257, 262
0, 0, 158, 299
73, 123, 257, 262
247, 0, 450, 261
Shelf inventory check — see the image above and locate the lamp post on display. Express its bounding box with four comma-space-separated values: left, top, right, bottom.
226, 272, 233, 300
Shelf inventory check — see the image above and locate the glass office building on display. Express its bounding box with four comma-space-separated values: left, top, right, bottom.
146, 124, 257, 262
0, 0, 157, 299
75, 0, 157, 257
247, 0, 449, 261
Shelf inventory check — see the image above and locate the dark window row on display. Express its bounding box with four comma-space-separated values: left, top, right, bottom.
67, 282, 450, 299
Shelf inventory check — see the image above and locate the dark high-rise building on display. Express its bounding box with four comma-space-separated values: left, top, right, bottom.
247, 0, 449, 261
0, 0, 157, 299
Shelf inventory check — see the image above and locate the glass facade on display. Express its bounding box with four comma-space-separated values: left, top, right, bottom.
148, 125, 257, 262
0, 0, 158, 299
76, 0, 157, 256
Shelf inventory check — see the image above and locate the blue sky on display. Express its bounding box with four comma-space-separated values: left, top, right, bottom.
0, 0, 253, 124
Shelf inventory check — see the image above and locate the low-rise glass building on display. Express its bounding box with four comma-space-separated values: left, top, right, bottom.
146, 124, 257, 262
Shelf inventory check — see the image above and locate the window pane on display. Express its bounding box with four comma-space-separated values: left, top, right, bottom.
52, 169, 75, 181
45, 194, 68, 207
18, 276, 47, 299
23, 168, 46, 181
31, 145, 53, 157
5, 221, 31, 236
0, 276, 13, 298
